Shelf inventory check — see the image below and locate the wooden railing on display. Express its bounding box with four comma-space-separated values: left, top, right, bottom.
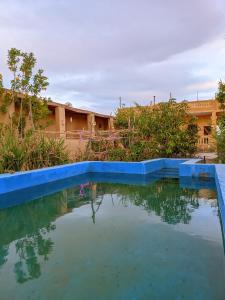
34, 129, 122, 141
66, 130, 92, 140
34, 129, 135, 141
34, 130, 61, 138
66, 129, 121, 141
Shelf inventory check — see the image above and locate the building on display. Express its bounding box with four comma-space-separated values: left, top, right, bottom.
1, 93, 223, 153
0, 92, 114, 157
119, 99, 223, 152
45, 101, 114, 137
187, 99, 222, 151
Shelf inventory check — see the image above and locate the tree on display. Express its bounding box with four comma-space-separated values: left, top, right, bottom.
216, 80, 225, 110
0, 48, 49, 134
112, 101, 198, 160
216, 80, 225, 163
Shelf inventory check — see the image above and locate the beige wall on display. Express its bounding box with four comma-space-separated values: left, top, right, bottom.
0, 96, 15, 125
195, 114, 216, 151
46, 108, 57, 131
65, 111, 88, 131
95, 116, 109, 130
65, 139, 88, 159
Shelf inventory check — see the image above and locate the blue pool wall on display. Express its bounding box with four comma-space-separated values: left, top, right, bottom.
0, 158, 223, 195
215, 165, 225, 233
0, 158, 225, 233
0, 158, 185, 194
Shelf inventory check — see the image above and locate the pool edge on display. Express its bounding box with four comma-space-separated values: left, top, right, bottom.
0, 158, 225, 233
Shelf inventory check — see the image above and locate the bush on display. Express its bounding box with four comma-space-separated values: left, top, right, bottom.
112, 101, 198, 161
0, 127, 70, 173
108, 147, 127, 161
216, 114, 225, 163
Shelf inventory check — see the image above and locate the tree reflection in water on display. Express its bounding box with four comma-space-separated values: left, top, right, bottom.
91, 178, 216, 225
14, 225, 55, 283
0, 177, 216, 283
0, 191, 66, 283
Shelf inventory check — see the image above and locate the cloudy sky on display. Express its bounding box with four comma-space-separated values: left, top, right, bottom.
0, 0, 225, 114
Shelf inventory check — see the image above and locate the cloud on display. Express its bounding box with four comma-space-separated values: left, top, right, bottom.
0, 0, 225, 113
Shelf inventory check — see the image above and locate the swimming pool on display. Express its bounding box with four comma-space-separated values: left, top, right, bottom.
0, 171, 224, 300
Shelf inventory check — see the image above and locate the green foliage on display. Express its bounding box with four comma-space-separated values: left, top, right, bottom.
115, 107, 136, 129
0, 92, 12, 113
110, 101, 198, 160
0, 128, 25, 172
0, 127, 70, 173
26, 134, 70, 170
0, 48, 50, 131
98, 179, 199, 224
0, 74, 3, 91
216, 80, 225, 110
85, 101, 198, 162
216, 126, 225, 163
108, 147, 127, 161
215, 81, 225, 163
216, 112, 225, 163
0, 48, 69, 173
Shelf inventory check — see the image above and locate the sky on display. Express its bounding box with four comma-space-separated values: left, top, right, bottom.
0, 0, 225, 115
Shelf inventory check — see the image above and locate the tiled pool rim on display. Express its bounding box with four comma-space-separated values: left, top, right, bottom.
0, 158, 225, 234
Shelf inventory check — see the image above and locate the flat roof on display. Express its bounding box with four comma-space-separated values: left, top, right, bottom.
48, 101, 111, 119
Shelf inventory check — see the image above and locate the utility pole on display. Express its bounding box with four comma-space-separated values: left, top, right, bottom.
119, 97, 122, 108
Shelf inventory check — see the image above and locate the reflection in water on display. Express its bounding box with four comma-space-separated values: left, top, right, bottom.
14, 225, 55, 283
97, 180, 195, 224
0, 178, 218, 285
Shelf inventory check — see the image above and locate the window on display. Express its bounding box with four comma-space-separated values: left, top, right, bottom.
204, 126, 211, 135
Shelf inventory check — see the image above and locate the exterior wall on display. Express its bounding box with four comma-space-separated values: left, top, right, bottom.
188, 100, 222, 151
65, 110, 88, 131
95, 116, 109, 130
0, 102, 15, 125
0, 95, 15, 125
44, 107, 57, 132
0, 93, 113, 159
65, 139, 88, 158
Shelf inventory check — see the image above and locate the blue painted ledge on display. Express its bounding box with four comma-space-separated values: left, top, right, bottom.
215, 165, 225, 234
0, 158, 223, 194
0, 158, 225, 234
0, 158, 187, 194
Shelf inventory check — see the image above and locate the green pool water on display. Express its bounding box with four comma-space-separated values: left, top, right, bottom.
0, 176, 225, 300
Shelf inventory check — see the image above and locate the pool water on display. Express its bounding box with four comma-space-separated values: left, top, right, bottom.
0, 175, 225, 300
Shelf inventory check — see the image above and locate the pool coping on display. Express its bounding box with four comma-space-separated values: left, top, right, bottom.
0, 158, 225, 232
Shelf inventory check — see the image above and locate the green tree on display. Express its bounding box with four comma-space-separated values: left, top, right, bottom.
216, 80, 225, 110
0, 49, 70, 173
216, 80, 225, 162
1, 48, 49, 134
112, 101, 198, 160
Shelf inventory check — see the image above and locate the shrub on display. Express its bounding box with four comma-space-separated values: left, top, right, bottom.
112, 101, 198, 160
108, 147, 127, 161
216, 114, 225, 163
0, 127, 70, 173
